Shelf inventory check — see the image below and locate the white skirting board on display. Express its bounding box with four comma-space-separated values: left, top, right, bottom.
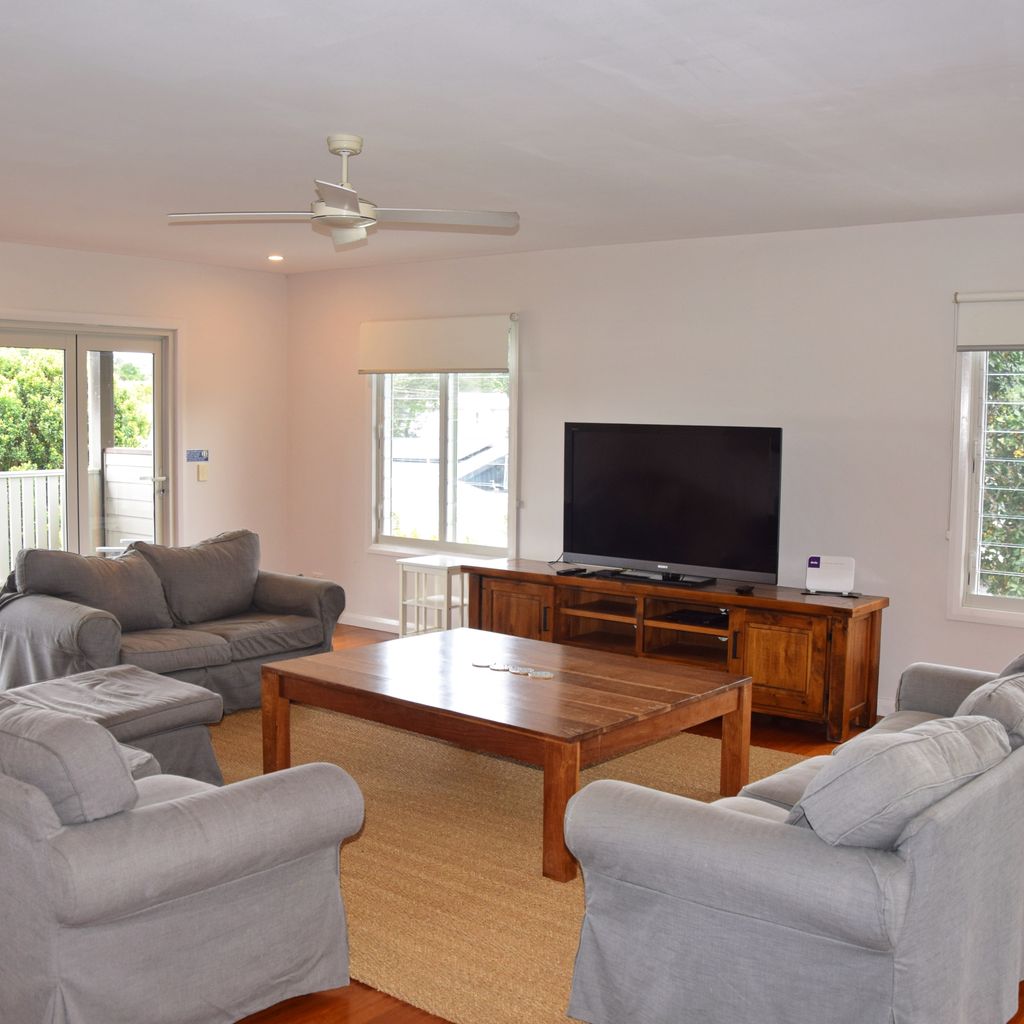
339, 612, 400, 633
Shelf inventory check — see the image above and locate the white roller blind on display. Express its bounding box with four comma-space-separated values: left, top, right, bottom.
357, 314, 512, 373
955, 292, 1024, 351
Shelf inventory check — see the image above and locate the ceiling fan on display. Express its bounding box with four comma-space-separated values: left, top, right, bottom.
168, 133, 520, 249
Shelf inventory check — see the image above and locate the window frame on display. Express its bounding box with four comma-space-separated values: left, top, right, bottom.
948, 346, 1024, 624
368, 347, 518, 559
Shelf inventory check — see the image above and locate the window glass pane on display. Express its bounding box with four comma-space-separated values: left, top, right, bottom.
83, 350, 156, 555
0, 346, 66, 572
382, 373, 441, 541
450, 372, 509, 547
977, 350, 1024, 598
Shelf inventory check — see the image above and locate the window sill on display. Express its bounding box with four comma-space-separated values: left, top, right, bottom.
368, 541, 510, 560
947, 601, 1024, 629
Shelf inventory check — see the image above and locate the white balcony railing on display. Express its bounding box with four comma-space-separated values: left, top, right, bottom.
0, 469, 64, 577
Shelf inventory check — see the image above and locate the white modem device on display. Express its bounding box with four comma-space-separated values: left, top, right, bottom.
806, 555, 856, 595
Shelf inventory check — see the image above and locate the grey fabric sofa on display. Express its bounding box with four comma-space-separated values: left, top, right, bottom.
0, 703, 364, 1024
565, 659, 1024, 1024
0, 530, 345, 713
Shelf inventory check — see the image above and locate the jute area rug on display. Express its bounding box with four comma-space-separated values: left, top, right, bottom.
212, 707, 802, 1024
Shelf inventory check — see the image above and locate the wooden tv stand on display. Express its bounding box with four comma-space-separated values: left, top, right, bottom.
462, 559, 889, 742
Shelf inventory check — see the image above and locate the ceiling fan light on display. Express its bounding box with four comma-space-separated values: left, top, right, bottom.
329, 226, 367, 247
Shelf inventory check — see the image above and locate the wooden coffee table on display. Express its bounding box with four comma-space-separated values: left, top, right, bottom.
261, 628, 751, 882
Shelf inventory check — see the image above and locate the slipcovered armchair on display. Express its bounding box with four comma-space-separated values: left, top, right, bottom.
0, 705, 364, 1024
565, 713, 1024, 1024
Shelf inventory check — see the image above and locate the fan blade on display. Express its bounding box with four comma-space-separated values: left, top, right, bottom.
314, 181, 361, 214
331, 226, 367, 247
168, 212, 312, 223
374, 208, 519, 229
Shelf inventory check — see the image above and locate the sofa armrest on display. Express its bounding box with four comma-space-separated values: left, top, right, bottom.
895, 662, 998, 715
565, 780, 908, 950
253, 570, 345, 644
0, 595, 121, 689
50, 762, 364, 925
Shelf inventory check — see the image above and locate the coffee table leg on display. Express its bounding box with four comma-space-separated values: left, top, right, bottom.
543, 740, 581, 882
720, 681, 752, 796
261, 668, 291, 773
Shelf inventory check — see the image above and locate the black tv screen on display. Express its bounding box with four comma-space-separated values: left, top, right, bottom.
563, 422, 782, 585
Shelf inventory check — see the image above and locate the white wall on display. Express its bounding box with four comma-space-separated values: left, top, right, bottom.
286, 213, 1024, 713
0, 241, 292, 568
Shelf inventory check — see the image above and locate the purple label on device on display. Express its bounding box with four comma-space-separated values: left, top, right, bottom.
808, 556, 821, 568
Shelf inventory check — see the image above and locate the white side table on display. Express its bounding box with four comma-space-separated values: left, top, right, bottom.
397, 555, 470, 636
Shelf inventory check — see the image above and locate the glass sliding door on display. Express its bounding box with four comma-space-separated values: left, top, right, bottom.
0, 327, 169, 574
77, 337, 166, 556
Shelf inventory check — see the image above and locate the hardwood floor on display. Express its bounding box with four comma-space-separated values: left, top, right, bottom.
238, 624, 1024, 1024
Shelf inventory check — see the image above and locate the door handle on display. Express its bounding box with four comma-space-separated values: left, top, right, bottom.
139, 474, 168, 496
542, 607, 550, 633
731, 630, 740, 659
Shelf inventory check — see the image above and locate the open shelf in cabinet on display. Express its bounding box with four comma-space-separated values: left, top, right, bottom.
643, 625, 730, 669
558, 590, 637, 621
560, 628, 638, 656
560, 601, 637, 624
643, 598, 729, 638
556, 588, 639, 654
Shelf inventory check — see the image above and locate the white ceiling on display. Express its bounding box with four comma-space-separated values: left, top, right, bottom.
2, 0, 1023, 274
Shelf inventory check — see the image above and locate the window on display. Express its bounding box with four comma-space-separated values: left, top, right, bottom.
949, 293, 1024, 622
374, 371, 510, 551
361, 315, 517, 556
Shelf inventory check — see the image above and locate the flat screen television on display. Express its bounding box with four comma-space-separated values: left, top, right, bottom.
563, 422, 783, 586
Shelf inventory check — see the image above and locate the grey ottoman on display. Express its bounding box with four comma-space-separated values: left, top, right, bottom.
0, 665, 225, 784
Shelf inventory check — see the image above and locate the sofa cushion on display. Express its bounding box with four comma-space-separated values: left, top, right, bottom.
119, 742, 161, 779
738, 755, 832, 809
832, 710, 943, 750
0, 705, 138, 824
712, 796, 791, 822
15, 548, 172, 632
119, 628, 231, 674
130, 530, 260, 625
187, 612, 324, 661
786, 716, 1010, 849
956, 672, 1024, 749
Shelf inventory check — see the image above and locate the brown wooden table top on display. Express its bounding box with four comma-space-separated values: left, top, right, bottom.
264, 628, 750, 743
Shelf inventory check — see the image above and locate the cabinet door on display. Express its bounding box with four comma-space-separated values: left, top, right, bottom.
481, 580, 554, 642
738, 610, 828, 717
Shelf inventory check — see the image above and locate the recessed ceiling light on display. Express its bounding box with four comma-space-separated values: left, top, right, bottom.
267, 254, 284, 262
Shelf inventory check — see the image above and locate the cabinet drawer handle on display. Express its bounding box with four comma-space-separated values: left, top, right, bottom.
731, 630, 740, 659
542, 607, 550, 632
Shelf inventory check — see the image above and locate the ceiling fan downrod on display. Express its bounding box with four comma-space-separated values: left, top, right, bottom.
326, 133, 363, 188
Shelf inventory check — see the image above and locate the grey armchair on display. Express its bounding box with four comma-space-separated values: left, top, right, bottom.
565, 693, 1024, 1024
0, 704, 364, 1024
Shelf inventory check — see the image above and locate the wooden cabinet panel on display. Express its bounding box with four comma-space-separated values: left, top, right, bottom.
740, 611, 828, 716
481, 579, 554, 642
